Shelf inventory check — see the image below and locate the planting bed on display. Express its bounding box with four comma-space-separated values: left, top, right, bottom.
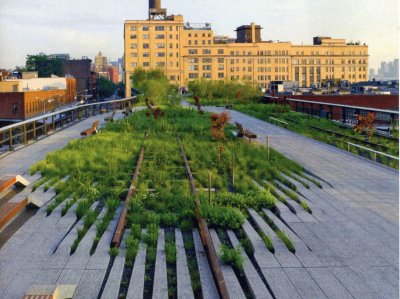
7, 107, 334, 298
234, 103, 399, 169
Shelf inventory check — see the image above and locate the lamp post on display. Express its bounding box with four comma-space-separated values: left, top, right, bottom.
75, 89, 89, 105
41, 98, 54, 115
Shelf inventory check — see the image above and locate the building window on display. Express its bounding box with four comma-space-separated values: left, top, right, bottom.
202, 49, 211, 55
143, 62, 150, 67
130, 52, 138, 57
143, 34, 149, 39
130, 26, 137, 31
202, 65, 212, 71
188, 58, 198, 63
218, 58, 224, 63
156, 43, 165, 48
169, 61, 173, 67
170, 75, 175, 80
218, 64, 224, 70
143, 52, 150, 57
12, 103, 18, 114
156, 34, 165, 39
131, 62, 138, 67
155, 26, 164, 31
189, 65, 198, 71
143, 26, 149, 31
203, 73, 212, 78
130, 34, 137, 39
156, 62, 165, 67
156, 52, 165, 57
202, 58, 212, 63
218, 49, 224, 55
218, 73, 224, 78
189, 73, 198, 79
143, 43, 149, 49
130, 43, 137, 49
189, 49, 198, 55
202, 40, 205, 45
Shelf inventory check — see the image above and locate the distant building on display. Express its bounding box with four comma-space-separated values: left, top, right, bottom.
62, 57, 94, 93
49, 53, 70, 60
124, 0, 369, 97
108, 66, 119, 84
374, 59, 399, 80
94, 52, 109, 73
0, 77, 76, 121
21, 72, 38, 79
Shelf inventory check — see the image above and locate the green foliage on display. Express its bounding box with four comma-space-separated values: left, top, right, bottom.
25, 54, 63, 77
188, 80, 262, 104
200, 205, 245, 230
109, 246, 120, 256
131, 68, 171, 105
219, 244, 244, 271
276, 230, 295, 253
235, 103, 398, 169
97, 77, 116, 98
126, 235, 140, 266
165, 235, 177, 264
259, 231, 274, 253
144, 224, 159, 247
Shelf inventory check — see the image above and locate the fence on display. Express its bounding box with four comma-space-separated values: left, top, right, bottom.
0, 97, 137, 152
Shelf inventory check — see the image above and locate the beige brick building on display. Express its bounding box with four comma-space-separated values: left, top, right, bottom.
124, 2, 368, 97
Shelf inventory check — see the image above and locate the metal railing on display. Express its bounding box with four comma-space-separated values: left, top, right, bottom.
0, 97, 137, 153
264, 95, 399, 130
347, 142, 399, 162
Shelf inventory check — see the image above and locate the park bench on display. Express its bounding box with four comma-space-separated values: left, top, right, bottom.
104, 110, 116, 122
235, 122, 257, 142
0, 192, 29, 230
0, 175, 30, 195
23, 284, 76, 299
0, 175, 31, 230
80, 120, 99, 136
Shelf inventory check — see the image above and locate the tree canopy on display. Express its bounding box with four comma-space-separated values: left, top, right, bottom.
97, 77, 116, 98
25, 55, 63, 77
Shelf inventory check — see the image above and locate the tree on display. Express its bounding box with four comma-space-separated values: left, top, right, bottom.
96, 77, 116, 98
25, 55, 63, 77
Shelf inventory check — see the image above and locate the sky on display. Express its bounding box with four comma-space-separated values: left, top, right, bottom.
0, 0, 398, 70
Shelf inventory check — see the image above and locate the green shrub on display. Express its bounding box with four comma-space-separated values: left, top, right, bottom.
200, 205, 245, 230
219, 244, 244, 271
109, 246, 120, 256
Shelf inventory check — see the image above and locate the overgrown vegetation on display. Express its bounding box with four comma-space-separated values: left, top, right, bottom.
235, 103, 399, 169
187, 80, 262, 105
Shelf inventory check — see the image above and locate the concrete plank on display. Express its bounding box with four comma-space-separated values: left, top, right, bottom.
175, 228, 194, 299
210, 229, 246, 299
152, 229, 168, 299
192, 229, 220, 299
227, 230, 272, 299
126, 242, 146, 299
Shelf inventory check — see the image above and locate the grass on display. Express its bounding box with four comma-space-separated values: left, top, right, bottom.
259, 231, 275, 253
276, 230, 296, 253
219, 244, 244, 272
235, 103, 399, 169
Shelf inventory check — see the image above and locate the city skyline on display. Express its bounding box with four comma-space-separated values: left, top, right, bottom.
0, 0, 398, 70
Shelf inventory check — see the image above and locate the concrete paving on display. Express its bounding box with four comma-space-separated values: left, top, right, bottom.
0, 103, 398, 298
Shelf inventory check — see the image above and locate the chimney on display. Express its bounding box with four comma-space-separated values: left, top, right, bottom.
251, 22, 256, 43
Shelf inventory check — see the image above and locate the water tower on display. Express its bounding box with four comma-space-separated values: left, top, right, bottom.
149, 0, 167, 19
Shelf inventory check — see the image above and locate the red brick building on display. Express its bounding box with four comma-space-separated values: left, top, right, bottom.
0, 78, 76, 122
108, 66, 119, 84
